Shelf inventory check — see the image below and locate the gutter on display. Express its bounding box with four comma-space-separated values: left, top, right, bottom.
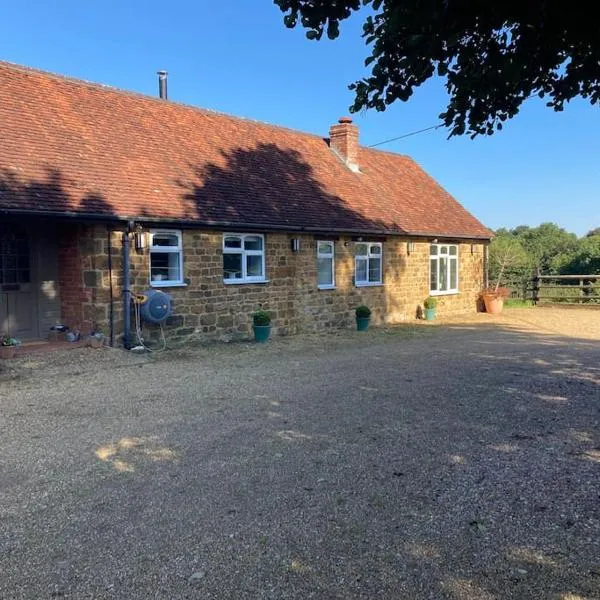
0, 208, 493, 240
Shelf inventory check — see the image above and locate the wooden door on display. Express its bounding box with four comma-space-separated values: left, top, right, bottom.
0, 225, 38, 340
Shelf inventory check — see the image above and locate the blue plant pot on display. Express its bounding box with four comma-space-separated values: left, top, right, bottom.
356, 317, 370, 331
253, 325, 271, 343
424, 308, 436, 321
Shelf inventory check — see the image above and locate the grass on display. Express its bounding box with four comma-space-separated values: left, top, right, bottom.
504, 298, 535, 308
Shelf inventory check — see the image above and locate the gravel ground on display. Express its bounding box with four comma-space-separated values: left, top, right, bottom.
1, 307, 599, 599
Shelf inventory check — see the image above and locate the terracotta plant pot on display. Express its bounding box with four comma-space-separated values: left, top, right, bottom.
483, 294, 505, 314
0, 345, 17, 359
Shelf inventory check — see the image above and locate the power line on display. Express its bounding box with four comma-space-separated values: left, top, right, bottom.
368, 93, 541, 148
368, 123, 444, 148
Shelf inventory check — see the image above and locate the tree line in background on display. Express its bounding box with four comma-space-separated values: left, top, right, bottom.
488, 223, 600, 294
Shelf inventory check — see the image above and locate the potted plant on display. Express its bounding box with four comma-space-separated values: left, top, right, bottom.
355, 305, 371, 331
87, 327, 105, 349
252, 309, 272, 343
423, 296, 437, 321
0, 334, 19, 359
483, 235, 527, 314
481, 286, 511, 314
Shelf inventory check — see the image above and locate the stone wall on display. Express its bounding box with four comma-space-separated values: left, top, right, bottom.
57, 225, 88, 330
68, 226, 486, 345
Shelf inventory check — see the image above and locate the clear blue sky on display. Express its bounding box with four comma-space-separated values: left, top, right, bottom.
2, 1, 599, 236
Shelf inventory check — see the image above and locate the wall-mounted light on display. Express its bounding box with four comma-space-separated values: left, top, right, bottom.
290, 238, 301, 253
432, 238, 438, 244
134, 227, 147, 252
407, 241, 416, 255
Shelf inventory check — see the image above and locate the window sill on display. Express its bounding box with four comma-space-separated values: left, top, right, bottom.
224, 279, 270, 285
429, 290, 459, 296
150, 281, 187, 288
355, 282, 384, 288
317, 285, 336, 291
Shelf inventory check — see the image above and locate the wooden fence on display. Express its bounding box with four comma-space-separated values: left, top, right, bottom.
505, 274, 600, 304
531, 274, 600, 305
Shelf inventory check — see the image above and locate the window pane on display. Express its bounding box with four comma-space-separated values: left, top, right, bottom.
449, 245, 457, 256
246, 254, 263, 277
355, 243, 368, 256
244, 236, 263, 251
430, 245, 438, 256
439, 256, 448, 291
369, 244, 381, 255
440, 246, 448, 255
224, 236, 242, 249
356, 258, 367, 282
450, 257, 458, 290
368, 257, 381, 282
152, 233, 179, 247
318, 242, 333, 255
151, 252, 180, 282
223, 253, 243, 279
430, 259, 438, 291
317, 257, 333, 286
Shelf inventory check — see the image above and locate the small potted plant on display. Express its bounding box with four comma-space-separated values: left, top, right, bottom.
481, 286, 510, 314
87, 327, 105, 349
0, 334, 19, 359
252, 309, 272, 343
355, 305, 371, 331
423, 296, 437, 321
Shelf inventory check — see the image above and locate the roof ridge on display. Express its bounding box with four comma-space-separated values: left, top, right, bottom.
0, 60, 332, 143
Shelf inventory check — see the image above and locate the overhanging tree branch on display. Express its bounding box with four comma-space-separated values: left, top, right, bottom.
274, 0, 600, 137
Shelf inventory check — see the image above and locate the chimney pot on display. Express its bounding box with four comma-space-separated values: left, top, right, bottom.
157, 70, 168, 100
329, 117, 359, 172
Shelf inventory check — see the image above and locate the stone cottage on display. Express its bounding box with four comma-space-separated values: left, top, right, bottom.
0, 61, 492, 347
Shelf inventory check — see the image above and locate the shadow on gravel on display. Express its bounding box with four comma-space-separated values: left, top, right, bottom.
145, 319, 599, 600
2, 316, 599, 599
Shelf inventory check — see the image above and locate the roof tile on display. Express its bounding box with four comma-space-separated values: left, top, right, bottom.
0, 62, 492, 238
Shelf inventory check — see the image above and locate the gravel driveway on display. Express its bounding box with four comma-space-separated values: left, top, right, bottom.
1, 308, 599, 599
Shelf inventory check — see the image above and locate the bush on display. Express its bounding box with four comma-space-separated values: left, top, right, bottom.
423, 296, 437, 309
252, 309, 271, 326
355, 305, 371, 318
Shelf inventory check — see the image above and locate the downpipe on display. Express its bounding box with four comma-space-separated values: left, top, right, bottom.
122, 228, 132, 349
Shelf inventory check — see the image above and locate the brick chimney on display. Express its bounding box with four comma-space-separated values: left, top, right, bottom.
329, 117, 359, 172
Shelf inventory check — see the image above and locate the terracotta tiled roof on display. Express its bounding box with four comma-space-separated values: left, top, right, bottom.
0, 62, 492, 239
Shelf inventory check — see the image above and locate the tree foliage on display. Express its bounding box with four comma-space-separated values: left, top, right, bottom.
489, 223, 600, 286
274, 0, 600, 137
562, 234, 600, 275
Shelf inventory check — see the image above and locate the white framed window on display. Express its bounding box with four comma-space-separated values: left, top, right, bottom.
149, 230, 184, 286
223, 233, 266, 283
430, 244, 458, 294
355, 242, 382, 286
317, 241, 335, 289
